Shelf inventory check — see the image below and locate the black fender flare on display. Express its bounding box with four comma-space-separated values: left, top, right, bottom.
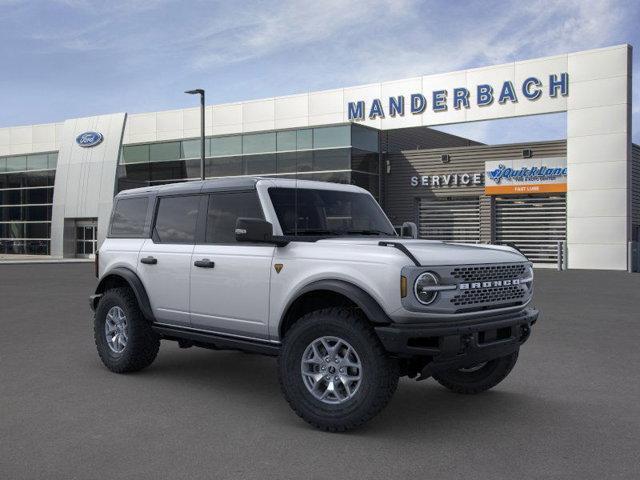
93, 267, 155, 322
281, 279, 392, 331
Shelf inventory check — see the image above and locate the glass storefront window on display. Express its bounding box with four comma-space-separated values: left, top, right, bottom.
0, 205, 52, 222
313, 126, 350, 149
6, 156, 27, 172
185, 159, 202, 179
151, 160, 187, 182
297, 129, 313, 150
211, 136, 242, 157
244, 154, 276, 175
25, 171, 55, 187
150, 142, 181, 162
26, 222, 50, 238
27, 154, 49, 170
181, 139, 211, 159
276, 152, 297, 173
118, 163, 150, 183
0, 221, 25, 238
351, 149, 380, 173
301, 171, 351, 184
0, 153, 57, 174
313, 148, 350, 171
243, 133, 276, 154
297, 151, 313, 172
276, 131, 297, 151
0, 156, 56, 255
115, 127, 381, 206
0, 188, 52, 205
48, 153, 58, 170
122, 145, 150, 164
351, 125, 379, 152
207, 156, 243, 177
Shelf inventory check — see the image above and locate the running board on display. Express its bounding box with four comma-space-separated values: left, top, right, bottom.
152, 324, 281, 356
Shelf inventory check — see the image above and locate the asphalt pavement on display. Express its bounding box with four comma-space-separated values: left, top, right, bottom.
1, 263, 639, 479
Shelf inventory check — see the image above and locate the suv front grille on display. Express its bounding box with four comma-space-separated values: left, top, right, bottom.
451, 285, 526, 307
451, 264, 526, 283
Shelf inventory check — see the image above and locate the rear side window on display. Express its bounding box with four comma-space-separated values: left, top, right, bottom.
110, 197, 149, 237
154, 195, 200, 244
205, 192, 263, 244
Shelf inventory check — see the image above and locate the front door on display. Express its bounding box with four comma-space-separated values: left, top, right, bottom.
190, 191, 274, 340
76, 220, 98, 258
137, 194, 202, 326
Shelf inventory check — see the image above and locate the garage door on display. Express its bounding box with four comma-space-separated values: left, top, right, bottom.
419, 197, 480, 243
495, 195, 567, 264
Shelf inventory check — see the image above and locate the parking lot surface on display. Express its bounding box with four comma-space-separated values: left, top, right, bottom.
1, 263, 639, 479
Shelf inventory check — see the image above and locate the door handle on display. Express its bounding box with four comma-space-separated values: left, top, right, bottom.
140, 256, 157, 265
194, 259, 215, 268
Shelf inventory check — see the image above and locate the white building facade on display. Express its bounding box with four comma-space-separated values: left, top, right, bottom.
0, 45, 635, 270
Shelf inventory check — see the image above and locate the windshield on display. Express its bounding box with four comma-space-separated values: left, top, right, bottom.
268, 187, 396, 237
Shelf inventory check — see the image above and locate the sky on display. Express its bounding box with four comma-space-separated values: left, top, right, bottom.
0, 0, 638, 144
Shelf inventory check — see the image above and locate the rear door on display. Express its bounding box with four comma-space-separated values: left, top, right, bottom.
190, 191, 274, 339
138, 194, 203, 326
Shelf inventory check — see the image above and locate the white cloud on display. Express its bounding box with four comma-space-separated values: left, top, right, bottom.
190, 0, 415, 70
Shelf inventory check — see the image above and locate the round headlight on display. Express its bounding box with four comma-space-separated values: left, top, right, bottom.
414, 272, 439, 305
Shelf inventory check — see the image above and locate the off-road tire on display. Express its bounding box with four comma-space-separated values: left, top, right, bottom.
432, 350, 519, 394
94, 287, 160, 373
278, 307, 399, 432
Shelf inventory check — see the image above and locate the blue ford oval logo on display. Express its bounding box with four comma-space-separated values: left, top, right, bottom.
76, 131, 103, 148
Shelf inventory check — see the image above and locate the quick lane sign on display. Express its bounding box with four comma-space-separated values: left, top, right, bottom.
485, 157, 567, 195
348, 73, 569, 120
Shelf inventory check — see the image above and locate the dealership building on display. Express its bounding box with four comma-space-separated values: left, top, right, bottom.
0, 44, 637, 271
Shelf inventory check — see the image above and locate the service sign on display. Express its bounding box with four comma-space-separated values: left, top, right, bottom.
484, 157, 567, 195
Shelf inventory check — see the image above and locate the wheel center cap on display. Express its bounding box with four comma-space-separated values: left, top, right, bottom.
328, 366, 336, 374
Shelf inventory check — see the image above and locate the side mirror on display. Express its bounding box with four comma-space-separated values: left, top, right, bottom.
235, 217, 289, 246
235, 218, 275, 243
401, 221, 418, 239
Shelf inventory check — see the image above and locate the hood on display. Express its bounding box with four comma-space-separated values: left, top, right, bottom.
315, 238, 527, 266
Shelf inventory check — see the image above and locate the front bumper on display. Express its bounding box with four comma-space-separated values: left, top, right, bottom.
375, 308, 538, 372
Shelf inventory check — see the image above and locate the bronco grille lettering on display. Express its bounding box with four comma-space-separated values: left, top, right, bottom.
459, 278, 521, 290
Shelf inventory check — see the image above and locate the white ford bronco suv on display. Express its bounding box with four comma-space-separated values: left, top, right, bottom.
91, 177, 537, 431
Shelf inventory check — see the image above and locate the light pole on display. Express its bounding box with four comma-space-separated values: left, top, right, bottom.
185, 89, 205, 181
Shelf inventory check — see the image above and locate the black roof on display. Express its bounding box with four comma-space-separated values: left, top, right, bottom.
116, 177, 260, 198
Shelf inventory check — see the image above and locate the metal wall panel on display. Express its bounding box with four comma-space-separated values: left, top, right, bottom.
632, 143, 640, 240
495, 195, 567, 264
419, 196, 480, 243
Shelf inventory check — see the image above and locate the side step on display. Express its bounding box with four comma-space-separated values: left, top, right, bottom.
152, 324, 281, 356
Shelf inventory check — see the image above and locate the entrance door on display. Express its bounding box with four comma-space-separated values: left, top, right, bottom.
76, 220, 97, 258
495, 194, 567, 264
419, 196, 480, 243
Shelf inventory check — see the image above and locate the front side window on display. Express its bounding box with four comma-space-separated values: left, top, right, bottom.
268, 188, 395, 237
153, 195, 200, 244
110, 197, 149, 237
205, 192, 263, 244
